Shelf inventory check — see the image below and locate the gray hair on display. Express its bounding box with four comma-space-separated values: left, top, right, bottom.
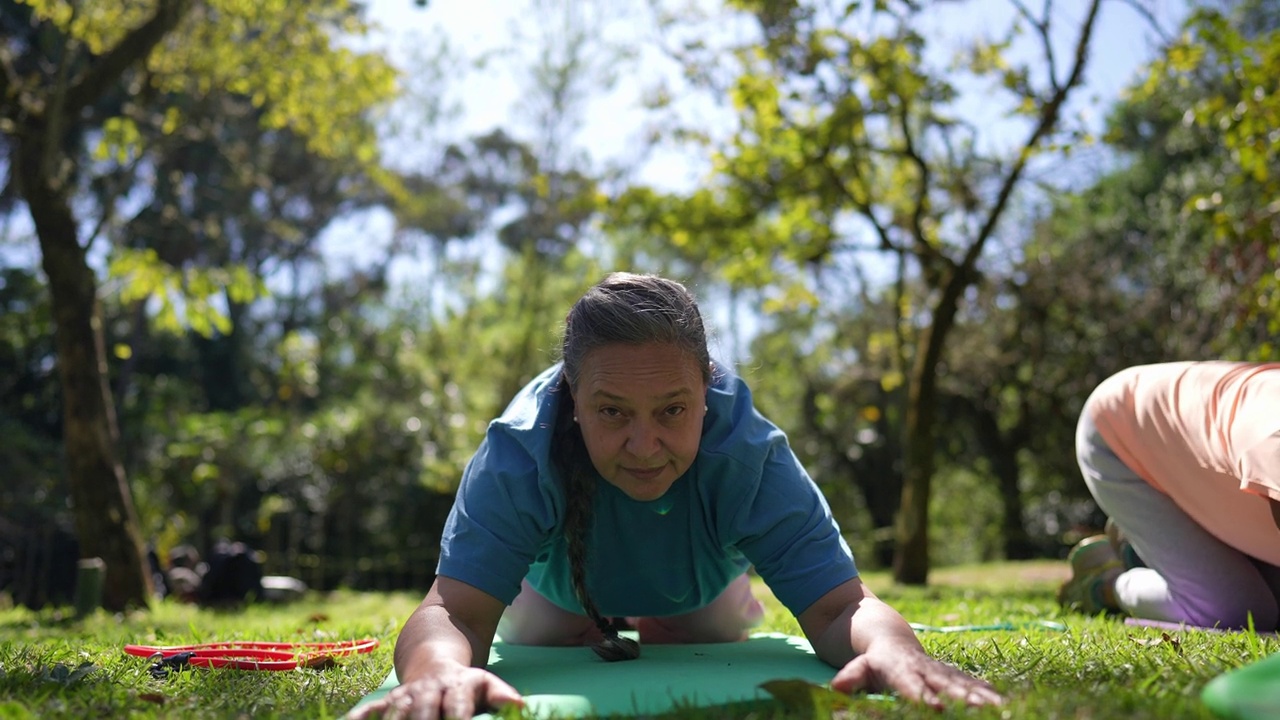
560, 272, 712, 387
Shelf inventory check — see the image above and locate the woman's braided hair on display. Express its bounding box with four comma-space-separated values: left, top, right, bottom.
551, 272, 712, 662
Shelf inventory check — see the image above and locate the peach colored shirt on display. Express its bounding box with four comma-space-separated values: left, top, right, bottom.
1088, 362, 1280, 565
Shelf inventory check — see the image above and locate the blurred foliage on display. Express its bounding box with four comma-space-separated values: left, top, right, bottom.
1131, 4, 1280, 358
4, 0, 1279, 606
21, 0, 395, 159
0, 269, 63, 524
2, 0, 404, 607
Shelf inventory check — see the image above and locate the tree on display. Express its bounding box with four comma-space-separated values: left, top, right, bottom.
929, 0, 1279, 556
1, 0, 395, 609
1139, 6, 1280, 356
615, 0, 1104, 582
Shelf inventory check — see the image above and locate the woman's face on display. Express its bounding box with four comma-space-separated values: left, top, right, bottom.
571, 342, 708, 502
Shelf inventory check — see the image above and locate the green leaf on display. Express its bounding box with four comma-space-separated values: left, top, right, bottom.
758, 678, 853, 713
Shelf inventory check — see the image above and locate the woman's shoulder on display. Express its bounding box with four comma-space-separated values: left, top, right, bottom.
481, 364, 566, 471
492, 364, 564, 431
699, 366, 786, 470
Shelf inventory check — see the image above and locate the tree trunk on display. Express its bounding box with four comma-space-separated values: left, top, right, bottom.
802, 381, 901, 568
2, 0, 198, 612
887, 0, 1100, 585
996, 458, 1033, 560
892, 270, 967, 585
971, 405, 1034, 560
16, 134, 153, 612
194, 308, 248, 411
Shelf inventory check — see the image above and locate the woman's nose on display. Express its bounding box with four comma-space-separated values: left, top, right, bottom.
625, 421, 661, 457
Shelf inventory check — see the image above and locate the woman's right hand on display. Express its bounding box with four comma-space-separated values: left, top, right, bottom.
344, 662, 523, 720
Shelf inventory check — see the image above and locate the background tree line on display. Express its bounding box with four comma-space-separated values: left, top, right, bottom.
0, 0, 1275, 609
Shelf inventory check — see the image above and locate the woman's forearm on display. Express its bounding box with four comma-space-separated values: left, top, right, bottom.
393, 578, 506, 683
393, 604, 487, 682
810, 594, 924, 668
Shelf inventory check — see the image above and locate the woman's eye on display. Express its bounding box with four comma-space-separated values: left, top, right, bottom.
600, 407, 622, 418
665, 406, 685, 417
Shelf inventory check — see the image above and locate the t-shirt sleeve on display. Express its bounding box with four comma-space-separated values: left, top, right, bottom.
1240, 431, 1280, 502
724, 441, 858, 616
436, 429, 558, 605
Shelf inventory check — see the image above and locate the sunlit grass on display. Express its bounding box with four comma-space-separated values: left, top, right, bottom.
0, 590, 419, 719
1, 563, 1275, 719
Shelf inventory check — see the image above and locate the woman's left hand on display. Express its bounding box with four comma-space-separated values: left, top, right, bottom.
830, 644, 1004, 708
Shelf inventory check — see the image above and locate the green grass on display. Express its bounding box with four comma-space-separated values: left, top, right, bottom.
1, 561, 1274, 719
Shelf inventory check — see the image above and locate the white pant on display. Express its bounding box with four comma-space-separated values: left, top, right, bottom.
1076, 410, 1280, 630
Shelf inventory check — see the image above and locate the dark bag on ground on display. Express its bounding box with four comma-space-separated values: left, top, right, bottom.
197, 540, 264, 606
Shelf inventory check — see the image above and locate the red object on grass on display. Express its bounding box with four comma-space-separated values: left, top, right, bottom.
123, 638, 380, 671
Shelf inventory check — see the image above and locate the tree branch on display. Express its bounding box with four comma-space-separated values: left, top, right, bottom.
828, 240, 902, 255
82, 148, 147, 254
1116, 0, 1175, 46
63, 0, 196, 119
819, 158, 903, 256
0, 45, 17, 115
897, 95, 937, 268
42, 0, 82, 190
820, 99, 905, 257
962, 0, 1102, 275
1009, 0, 1057, 89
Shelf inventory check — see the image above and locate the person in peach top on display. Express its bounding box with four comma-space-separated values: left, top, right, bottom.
1059, 361, 1280, 629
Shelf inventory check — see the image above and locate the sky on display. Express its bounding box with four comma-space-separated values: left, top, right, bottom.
321, 0, 1189, 335
356, 0, 1188, 176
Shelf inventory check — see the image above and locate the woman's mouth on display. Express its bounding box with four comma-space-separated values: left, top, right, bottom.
626, 466, 665, 480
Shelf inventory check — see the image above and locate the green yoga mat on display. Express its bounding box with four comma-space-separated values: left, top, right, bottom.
351, 632, 839, 719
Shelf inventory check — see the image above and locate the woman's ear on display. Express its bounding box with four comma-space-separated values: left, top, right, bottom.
562, 372, 578, 412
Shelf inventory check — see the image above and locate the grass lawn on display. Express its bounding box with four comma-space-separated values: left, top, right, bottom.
1, 560, 1273, 719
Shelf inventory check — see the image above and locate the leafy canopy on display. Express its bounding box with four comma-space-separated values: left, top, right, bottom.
19, 0, 399, 336
22, 0, 396, 161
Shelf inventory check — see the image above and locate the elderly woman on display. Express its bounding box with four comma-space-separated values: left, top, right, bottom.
351, 272, 1002, 720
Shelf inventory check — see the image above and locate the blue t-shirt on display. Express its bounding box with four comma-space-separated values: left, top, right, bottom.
436, 363, 858, 618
